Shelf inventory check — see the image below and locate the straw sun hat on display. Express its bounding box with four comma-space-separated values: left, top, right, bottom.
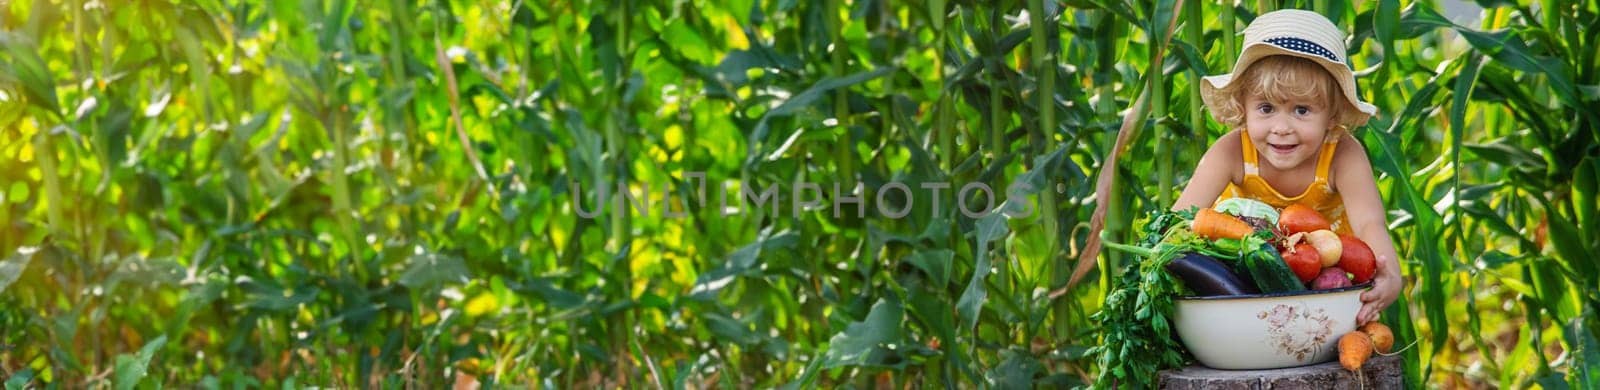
1200, 9, 1378, 127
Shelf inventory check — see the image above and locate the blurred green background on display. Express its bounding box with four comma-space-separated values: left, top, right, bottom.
1, 0, 1597, 387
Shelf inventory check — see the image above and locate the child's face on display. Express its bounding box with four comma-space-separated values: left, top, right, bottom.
1243, 93, 1333, 171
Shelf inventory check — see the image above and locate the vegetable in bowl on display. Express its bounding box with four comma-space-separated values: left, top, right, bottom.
1214, 198, 1279, 225
1089, 205, 1377, 384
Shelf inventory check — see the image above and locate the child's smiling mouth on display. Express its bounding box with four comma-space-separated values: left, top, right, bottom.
1268, 143, 1300, 154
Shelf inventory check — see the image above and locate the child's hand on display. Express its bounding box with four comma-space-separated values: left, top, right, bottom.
1357, 268, 1401, 324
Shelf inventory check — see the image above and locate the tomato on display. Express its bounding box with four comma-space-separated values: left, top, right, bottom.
1282, 243, 1323, 283
1279, 204, 1331, 235
1338, 235, 1377, 283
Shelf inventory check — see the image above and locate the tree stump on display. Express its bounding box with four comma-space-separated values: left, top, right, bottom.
1158, 355, 1403, 389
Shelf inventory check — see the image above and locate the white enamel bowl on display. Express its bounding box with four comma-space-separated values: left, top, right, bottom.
1172, 283, 1371, 370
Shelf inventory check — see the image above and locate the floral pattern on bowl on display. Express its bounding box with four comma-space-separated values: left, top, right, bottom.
1257, 303, 1336, 362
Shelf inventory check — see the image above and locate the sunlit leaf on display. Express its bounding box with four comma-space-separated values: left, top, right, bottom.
0, 32, 59, 115
113, 335, 167, 390
0, 247, 36, 294
398, 252, 472, 291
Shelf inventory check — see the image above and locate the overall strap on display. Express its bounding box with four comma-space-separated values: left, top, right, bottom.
1314, 135, 1341, 182
1240, 132, 1260, 175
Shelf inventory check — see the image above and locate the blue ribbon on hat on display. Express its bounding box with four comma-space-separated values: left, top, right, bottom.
1264, 37, 1340, 63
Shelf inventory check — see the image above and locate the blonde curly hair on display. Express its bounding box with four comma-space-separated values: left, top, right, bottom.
1209, 55, 1352, 136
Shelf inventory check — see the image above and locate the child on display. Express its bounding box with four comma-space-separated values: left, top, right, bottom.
1173, 10, 1400, 325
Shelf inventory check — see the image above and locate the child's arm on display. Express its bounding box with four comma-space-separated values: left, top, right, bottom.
1332, 133, 1403, 325
1172, 130, 1243, 211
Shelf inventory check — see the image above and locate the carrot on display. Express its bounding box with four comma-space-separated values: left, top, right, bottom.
1360, 322, 1395, 353
1338, 331, 1373, 372
1193, 208, 1254, 240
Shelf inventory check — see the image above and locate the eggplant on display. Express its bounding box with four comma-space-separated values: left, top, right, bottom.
1164, 253, 1259, 296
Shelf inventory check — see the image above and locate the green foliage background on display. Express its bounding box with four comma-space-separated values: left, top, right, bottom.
0, 0, 1597, 387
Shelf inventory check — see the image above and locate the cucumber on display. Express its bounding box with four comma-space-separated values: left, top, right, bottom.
1242, 243, 1307, 293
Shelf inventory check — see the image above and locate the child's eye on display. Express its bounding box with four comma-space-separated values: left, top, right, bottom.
1294, 106, 1312, 115
1256, 104, 1274, 114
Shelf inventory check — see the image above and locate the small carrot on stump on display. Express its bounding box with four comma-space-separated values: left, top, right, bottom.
1360, 322, 1395, 353
1193, 208, 1254, 240
1338, 331, 1373, 372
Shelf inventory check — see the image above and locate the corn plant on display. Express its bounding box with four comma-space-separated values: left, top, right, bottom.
0, 0, 1595, 388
